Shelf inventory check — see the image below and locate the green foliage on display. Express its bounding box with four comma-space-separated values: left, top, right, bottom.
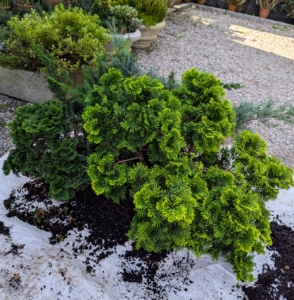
234, 100, 294, 133
0, 4, 109, 71
222, 82, 244, 90
91, 0, 127, 26
82, 67, 293, 282
129, 0, 168, 27
0, 0, 10, 7
0, 103, 7, 127
281, 0, 294, 18
3, 100, 90, 200
173, 68, 236, 160
145, 70, 179, 90
4, 38, 294, 281
3, 29, 141, 201
0, 9, 13, 27
108, 5, 142, 33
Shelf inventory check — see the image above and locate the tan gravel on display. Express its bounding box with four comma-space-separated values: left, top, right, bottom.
133, 6, 294, 167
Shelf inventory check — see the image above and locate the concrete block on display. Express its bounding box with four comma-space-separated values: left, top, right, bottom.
193, 4, 226, 14
174, 3, 192, 10
226, 10, 260, 23
259, 17, 294, 29
167, 8, 177, 13
0, 66, 53, 103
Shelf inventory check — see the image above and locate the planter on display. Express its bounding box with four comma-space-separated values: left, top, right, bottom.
0, 66, 53, 104
106, 29, 141, 53
123, 29, 141, 51
0, 66, 85, 103
197, 0, 206, 4
43, 0, 75, 7
228, 4, 237, 11
0, 6, 11, 11
15, 3, 35, 11
132, 20, 166, 49
259, 7, 271, 18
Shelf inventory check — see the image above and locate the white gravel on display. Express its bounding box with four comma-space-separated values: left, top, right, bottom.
133, 6, 294, 167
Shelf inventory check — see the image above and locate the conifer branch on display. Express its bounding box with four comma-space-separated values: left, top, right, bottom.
234, 100, 294, 133
112, 157, 141, 166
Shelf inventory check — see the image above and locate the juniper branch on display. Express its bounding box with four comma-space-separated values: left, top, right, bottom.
234, 100, 294, 133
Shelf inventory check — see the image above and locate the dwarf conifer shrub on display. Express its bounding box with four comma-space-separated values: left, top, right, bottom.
0, 4, 109, 71
82, 67, 293, 282
3, 100, 90, 200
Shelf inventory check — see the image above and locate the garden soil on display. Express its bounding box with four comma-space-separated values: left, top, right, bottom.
2, 179, 294, 299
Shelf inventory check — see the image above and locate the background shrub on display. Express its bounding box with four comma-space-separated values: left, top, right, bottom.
0, 4, 109, 71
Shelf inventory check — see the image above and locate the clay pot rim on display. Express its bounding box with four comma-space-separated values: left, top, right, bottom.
139, 20, 166, 31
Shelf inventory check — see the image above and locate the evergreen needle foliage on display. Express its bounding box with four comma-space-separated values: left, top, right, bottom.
81, 67, 293, 282
234, 100, 294, 133
3, 43, 294, 282
222, 82, 244, 90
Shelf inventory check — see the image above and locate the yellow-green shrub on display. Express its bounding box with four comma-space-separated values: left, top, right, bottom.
0, 4, 109, 71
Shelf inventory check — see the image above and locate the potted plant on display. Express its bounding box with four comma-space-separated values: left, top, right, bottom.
107, 5, 142, 49
258, 0, 282, 18
226, 0, 246, 11
281, 0, 294, 18
15, 0, 36, 11
0, 0, 11, 10
130, 0, 168, 49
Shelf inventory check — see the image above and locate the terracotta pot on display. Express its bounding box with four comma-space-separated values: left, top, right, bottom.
228, 4, 237, 11
43, 0, 75, 6
15, 3, 35, 11
197, 0, 206, 4
132, 20, 166, 49
259, 7, 270, 18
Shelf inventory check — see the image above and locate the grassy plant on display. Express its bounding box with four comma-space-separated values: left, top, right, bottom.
173, 32, 183, 39
130, 0, 168, 27
258, 0, 281, 10
222, 82, 244, 90
0, 0, 10, 7
0, 103, 7, 110
281, 0, 294, 18
272, 25, 285, 31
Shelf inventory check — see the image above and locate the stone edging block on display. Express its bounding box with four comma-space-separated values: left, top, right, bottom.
173, 2, 294, 29
0, 66, 53, 104
173, 3, 193, 10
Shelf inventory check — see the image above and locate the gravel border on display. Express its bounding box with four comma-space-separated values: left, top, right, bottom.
1, 5, 294, 167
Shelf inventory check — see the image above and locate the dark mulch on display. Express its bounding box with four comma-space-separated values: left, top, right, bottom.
3, 180, 180, 298
242, 221, 294, 300
3, 180, 294, 299
0, 220, 10, 236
